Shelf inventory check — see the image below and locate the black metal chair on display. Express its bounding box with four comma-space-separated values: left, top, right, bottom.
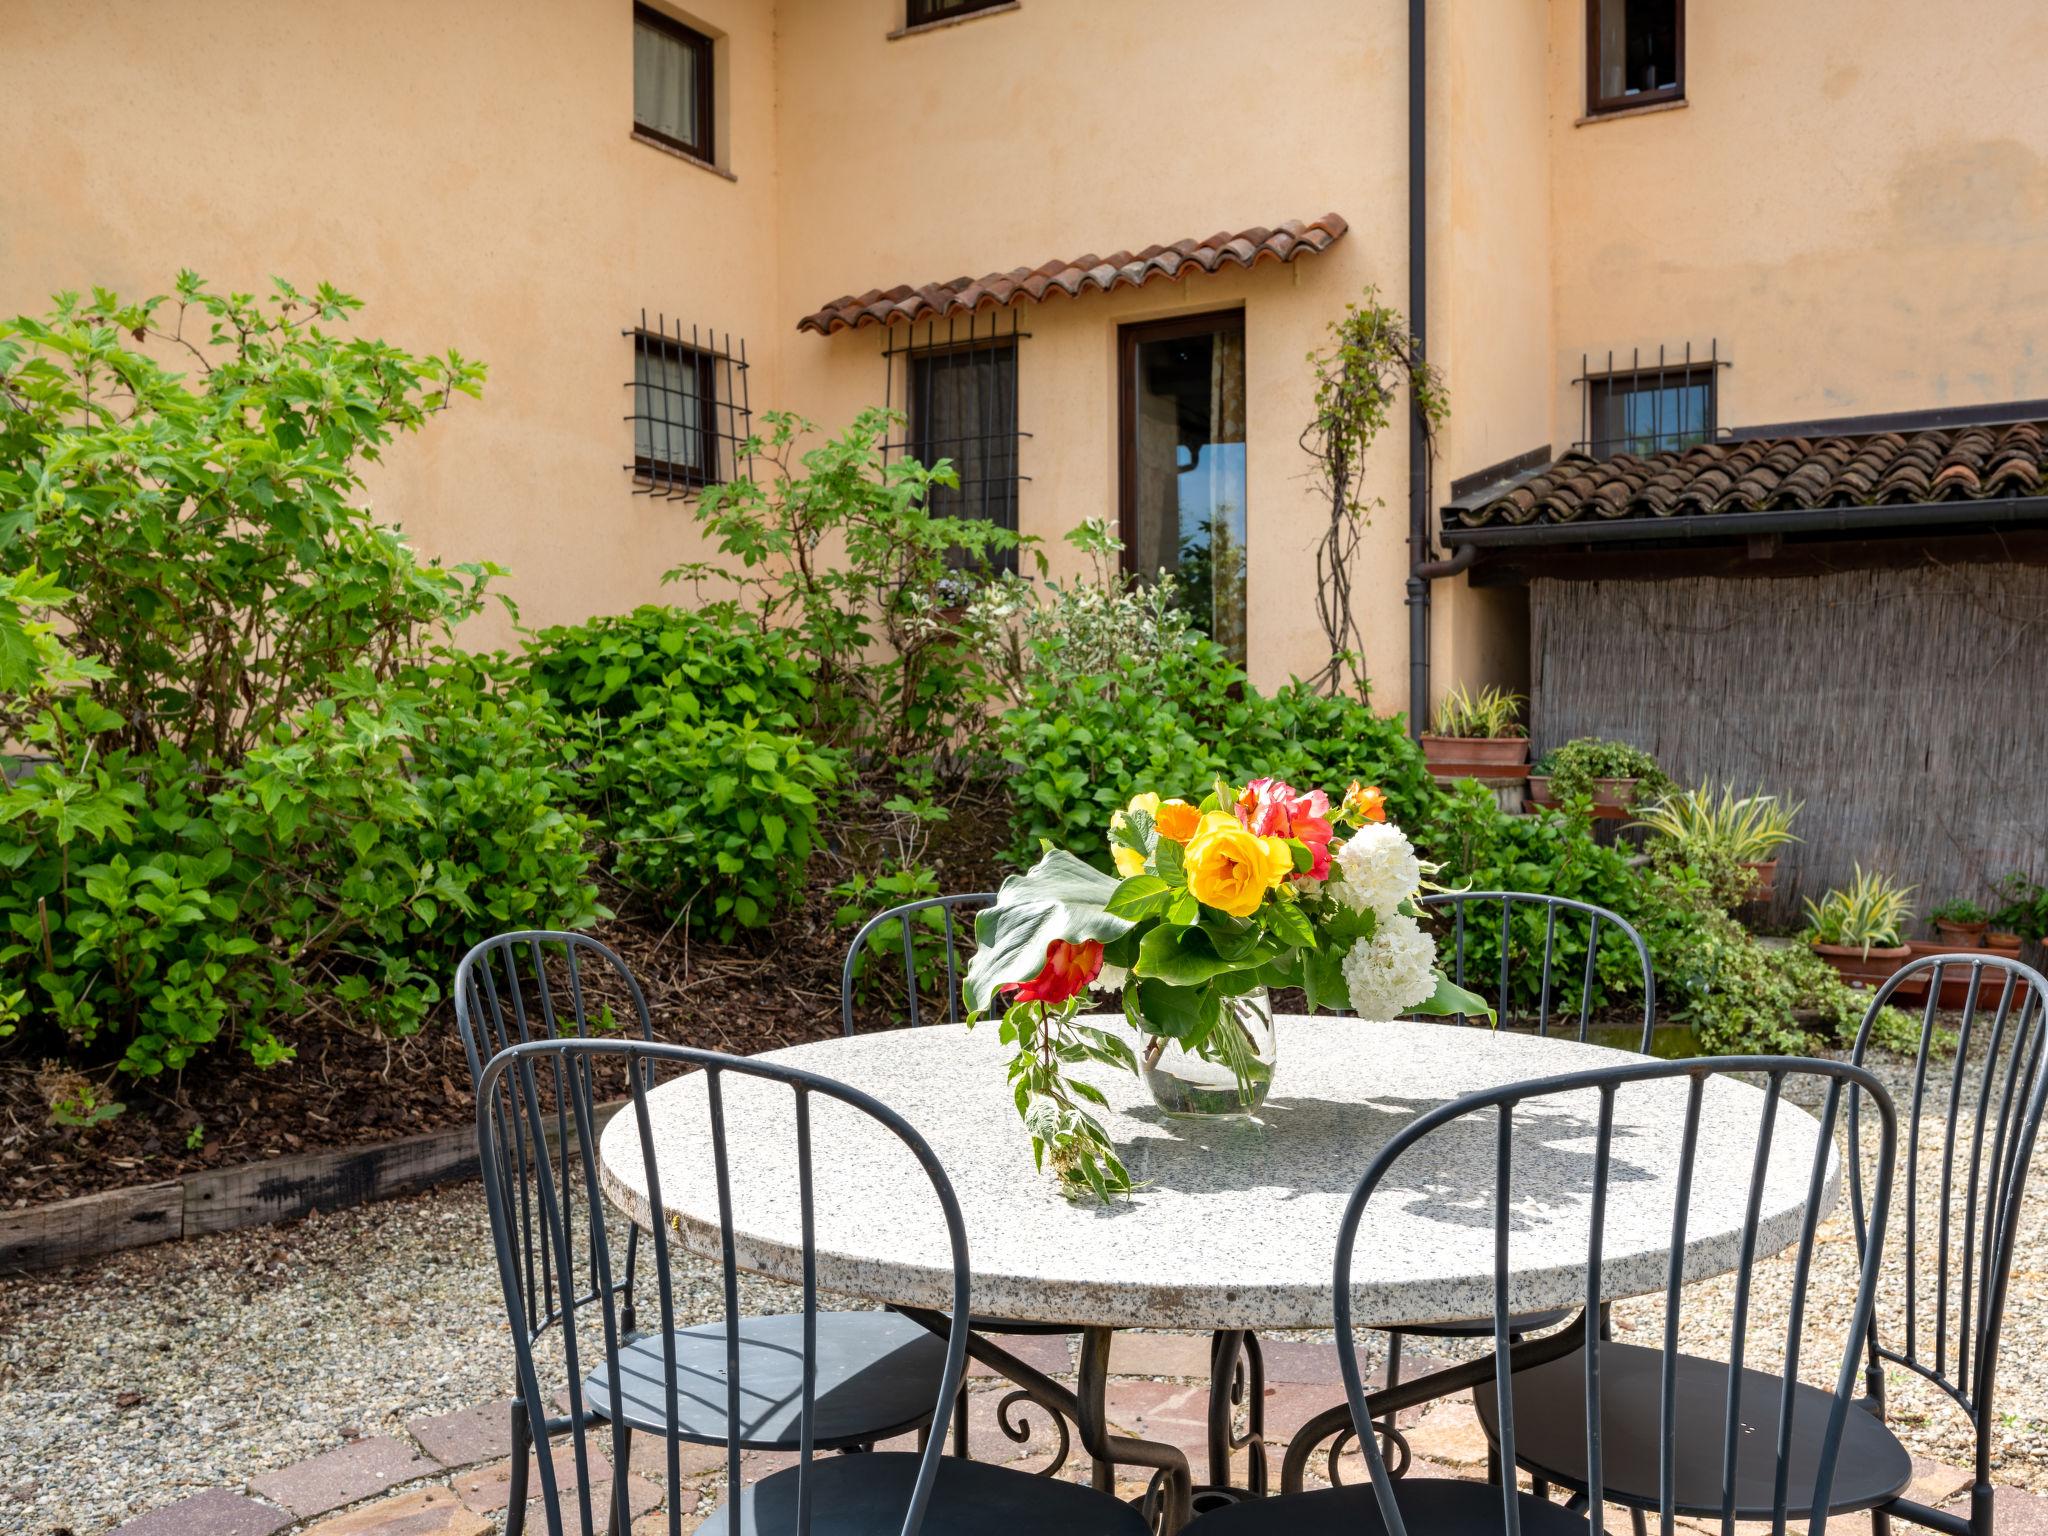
1200, 1054, 1902, 1536
475, 1035, 1149, 1536
1481, 952, 2048, 1536
457, 933, 949, 1536
1286, 893, 1658, 1493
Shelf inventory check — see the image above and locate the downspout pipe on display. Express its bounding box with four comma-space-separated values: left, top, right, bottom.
1403, 0, 1433, 740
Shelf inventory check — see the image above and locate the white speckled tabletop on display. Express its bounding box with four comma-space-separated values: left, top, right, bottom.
598, 1017, 1834, 1331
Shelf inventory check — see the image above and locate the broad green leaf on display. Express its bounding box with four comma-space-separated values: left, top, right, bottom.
962, 849, 1131, 1015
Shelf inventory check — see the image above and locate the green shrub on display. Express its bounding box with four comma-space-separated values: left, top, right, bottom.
1254, 682, 1434, 828
585, 710, 842, 937
1538, 737, 1673, 806
525, 602, 813, 729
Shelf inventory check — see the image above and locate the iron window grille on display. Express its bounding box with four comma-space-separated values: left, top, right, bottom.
1573, 340, 1727, 458
624, 313, 752, 497
1585, 0, 1684, 116
882, 307, 1030, 574
633, 4, 715, 161
907, 0, 1011, 26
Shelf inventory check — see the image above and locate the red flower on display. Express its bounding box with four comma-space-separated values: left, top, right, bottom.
1235, 778, 1337, 880
1003, 939, 1105, 1005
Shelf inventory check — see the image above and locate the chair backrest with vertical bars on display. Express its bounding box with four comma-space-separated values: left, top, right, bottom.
1333, 1055, 1898, 1536
475, 1036, 972, 1536
1848, 954, 2048, 1462
841, 892, 996, 1036
455, 932, 658, 1345
1407, 890, 1657, 1051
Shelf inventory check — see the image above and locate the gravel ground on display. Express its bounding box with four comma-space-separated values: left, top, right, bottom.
7, 1048, 2047, 1534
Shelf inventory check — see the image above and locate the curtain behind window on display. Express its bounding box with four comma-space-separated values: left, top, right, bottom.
634, 17, 698, 143
634, 344, 703, 470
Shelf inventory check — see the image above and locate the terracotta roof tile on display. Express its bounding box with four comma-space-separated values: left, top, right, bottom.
1451, 420, 2048, 529
795, 214, 1348, 335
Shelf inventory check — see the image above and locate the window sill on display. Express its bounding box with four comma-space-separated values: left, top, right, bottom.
629, 130, 736, 181
1576, 95, 1687, 127
887, 2, 1019, 41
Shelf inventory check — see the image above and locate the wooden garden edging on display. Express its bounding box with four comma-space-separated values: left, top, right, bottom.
0, 1100, 623, 1276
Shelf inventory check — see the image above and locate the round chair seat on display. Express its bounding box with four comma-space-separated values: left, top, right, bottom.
1473, 1343, 1914, 1518
693, 1450, 1150, 1536
584, 1310, 948, 1449
1185, 1476, 1589, 1536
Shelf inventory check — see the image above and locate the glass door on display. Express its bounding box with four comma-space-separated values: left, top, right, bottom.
1117, 312, 1248, 663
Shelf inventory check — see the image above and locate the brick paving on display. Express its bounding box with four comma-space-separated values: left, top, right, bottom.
110, 1331, 2001, 1536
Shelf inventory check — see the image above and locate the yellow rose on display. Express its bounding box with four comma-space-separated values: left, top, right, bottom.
1183, 812, 1295, 917
1110, 792, 1162, 878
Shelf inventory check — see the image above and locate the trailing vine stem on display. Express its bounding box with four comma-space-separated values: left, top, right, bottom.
1300, 288, 1449, 697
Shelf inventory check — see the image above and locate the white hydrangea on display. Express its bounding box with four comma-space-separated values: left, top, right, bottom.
1329, 822, 1423, 918
1342, 910, 1441, 1020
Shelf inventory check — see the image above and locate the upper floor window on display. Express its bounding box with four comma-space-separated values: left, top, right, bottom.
906, 0, 1011, 26
1574, 343, 1724, 458
1586, 0, 1683, 116
634, 4, 714, 160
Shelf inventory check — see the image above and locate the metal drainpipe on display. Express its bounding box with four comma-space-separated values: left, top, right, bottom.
1403, 0, 1433, 740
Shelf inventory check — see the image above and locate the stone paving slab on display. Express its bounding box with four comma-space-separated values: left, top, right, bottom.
113, 1487, 291, 1536
299, 1485, 491, 1535
403, 1400, 517, 1469
249, 1436, 438, 1520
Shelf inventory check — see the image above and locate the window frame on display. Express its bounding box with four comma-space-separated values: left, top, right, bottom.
905, 0, 1011, 28
632, 3, 716, 163
1115, 308, 1248, 581
905, 336, 1021, 571
1584, 0, 1685, 118
631, 329, 720, 489
1581, 362, 1718, 459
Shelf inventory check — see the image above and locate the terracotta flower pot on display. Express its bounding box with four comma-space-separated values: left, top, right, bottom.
1906, 940, 2032, 1009
1590, 777, 1639, 812
1421, 735, 1530, 784
1812, 941, 1922, 994
1741, 858, 1779, 903
1526, 774, 1552, 807
1933, 920, 1989, 948
1987, 931, 2024, 957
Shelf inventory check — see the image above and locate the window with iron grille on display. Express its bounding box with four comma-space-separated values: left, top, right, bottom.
884, 310, 1028, 573
633, 4, 714, 160
907, 0, 1011, 27
1586, 0, 1683, 116
1574, 342, 1726, 458
626, 315, 751, 496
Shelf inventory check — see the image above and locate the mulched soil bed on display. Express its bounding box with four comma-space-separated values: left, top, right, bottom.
1, 779, 1015, 1210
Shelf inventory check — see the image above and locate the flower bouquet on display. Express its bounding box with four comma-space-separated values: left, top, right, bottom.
962, 777, 1490, 1198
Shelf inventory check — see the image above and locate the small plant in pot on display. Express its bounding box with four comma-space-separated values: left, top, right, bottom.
1930, 897, 1990, 948
1989, 871, 2045, 956
1633, 783, 1801, 903
1540, 737, 1671, 814
1805, 866, 1917, 990
1422, 683, 1528, 781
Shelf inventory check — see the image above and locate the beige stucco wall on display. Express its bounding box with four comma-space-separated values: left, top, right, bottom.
1546, 0, 2048, 438
0, 0, 788, 650
772, 0, 1421, 698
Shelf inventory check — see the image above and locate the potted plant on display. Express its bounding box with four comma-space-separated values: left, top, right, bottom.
1632, 783, 1801, 902
1805, 866, 1918, 991
1526, 748, 1556, 806
1930, 898, 1990, 948
1540, 737, 1672, 814
1422, 683, 1528, 782
1989, 871, 2043, 956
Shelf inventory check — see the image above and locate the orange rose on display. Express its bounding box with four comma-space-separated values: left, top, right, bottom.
1154, 799, 1202, 843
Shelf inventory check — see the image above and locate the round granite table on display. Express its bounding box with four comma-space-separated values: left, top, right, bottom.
597, 1016, 1834, 1529
597, 1015, 1833, 1333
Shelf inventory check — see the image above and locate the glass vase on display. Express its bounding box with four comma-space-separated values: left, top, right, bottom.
1139, 987, 1277, 1118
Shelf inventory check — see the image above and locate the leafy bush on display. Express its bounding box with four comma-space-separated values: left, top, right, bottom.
525, 602, 813, 729
1803, 865, 1915, 953
0, 277, 612, 1080
583, 709, 842, 938
1255, 683, 1434, 829
1429, 682, 1525, 739
671, 409, 1020, 760
1661, 915, 1853, 1055
1539, 737, 1672, 805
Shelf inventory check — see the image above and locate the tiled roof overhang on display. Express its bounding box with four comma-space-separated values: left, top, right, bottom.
1442, 422, 2048, 546
796, 214, 1347, 336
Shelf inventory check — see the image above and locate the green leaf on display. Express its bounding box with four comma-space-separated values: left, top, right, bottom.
1408, 974, 1498, 1022
1104, 873, 1172, 919
1133, 923, 1263, 988
962, 849, 1132, 1015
